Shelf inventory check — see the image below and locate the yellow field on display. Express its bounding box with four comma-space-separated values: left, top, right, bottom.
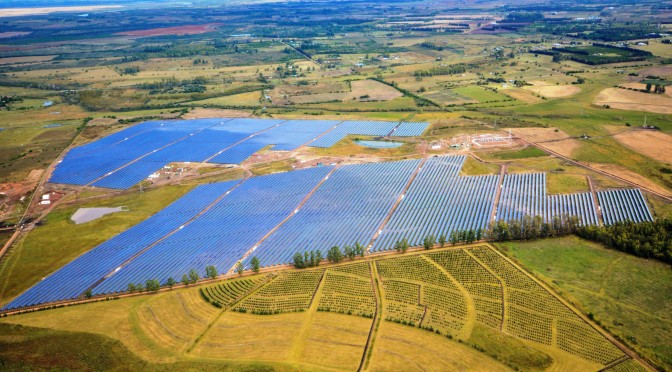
594, 88, 672, 114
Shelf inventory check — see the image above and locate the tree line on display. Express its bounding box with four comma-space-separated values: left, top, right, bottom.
413, 64, 467, 77
292, 243, 365, 269
577, 219, 672, 264
122, 257, 263, 295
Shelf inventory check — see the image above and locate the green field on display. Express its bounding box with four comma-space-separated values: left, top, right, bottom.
1, 244, 647, 371
498, 236, 672, 370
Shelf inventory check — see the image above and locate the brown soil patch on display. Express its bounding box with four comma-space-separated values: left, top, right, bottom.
619, 82, 648, 90
638, 66, 672, 78
589, 163, 671, 196
182, 108, 252, 119
594, 88, 672, 114
509, 127, 580, 158
500, 88, 542, 103
116, 23, 221, 37
0, 55, 57, 65
611, 130, 672, 164
524, 84, 581, 98
349, 79, 403, 101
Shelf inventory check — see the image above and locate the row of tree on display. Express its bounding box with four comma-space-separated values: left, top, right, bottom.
292, 243, 366, 269
413, 64, 467, 77
124, 257, 263, 294
577, 219, 672, 264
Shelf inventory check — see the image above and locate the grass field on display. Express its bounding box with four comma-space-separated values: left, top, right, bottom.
498, 236, 672, 370
1, 243, 648, 371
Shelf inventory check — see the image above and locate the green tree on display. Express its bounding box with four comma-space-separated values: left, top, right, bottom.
251, 256, 261, 273
439, 234, 446, 247
645, 83, 652, 92
135, 283, 144, 292
166, 277, 176, 289
84, 289, 93, 299
235, 261, 245, 276
315, 250, 323, 266
127, 283, 136, 293
449, 230, 459, 246
327, 245, 344, 263
188, 269, 199, 284
400, 238, 409, 253
146, 279, 160, 292
205, 265, 218, 279
355, 242, 365, 257
181, 274, 190, 286
293, 252, 305, 269
423, 235, 436, 250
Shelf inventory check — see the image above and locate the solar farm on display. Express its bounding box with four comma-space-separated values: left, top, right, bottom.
48, 118, 429, 190
3, 153, 653, 311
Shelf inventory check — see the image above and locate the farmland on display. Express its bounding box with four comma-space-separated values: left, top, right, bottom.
0, 244, 650, 371
0, 0, 671, 369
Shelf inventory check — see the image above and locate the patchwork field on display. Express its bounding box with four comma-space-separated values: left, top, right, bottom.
0, 244, 648, 371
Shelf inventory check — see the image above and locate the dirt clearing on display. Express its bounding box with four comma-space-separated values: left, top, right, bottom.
594, 88, 672, 114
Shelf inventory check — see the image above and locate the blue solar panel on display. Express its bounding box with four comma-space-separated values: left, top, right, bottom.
372, 156, 499, 251
50, 118, 429, 189
92, 166, 333, 294
597, 189, 653, 225
1, 181, 241, 310
249, 160, 420, 267
391, 122, 429, 137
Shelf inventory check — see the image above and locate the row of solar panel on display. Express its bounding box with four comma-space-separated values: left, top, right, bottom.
50, 118, 429, 189
4, 156, 654, 310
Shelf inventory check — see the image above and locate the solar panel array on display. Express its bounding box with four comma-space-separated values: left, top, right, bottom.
597, 189, 653, 225
496, 173, 547, 222
546, 193, 599, 226
3, 181, 240, 309
93, 167, 332, 295
50, 118, 429, 189
3, 155, 655, 310
249, 160, 420, 266
390, 122, 430, 137
372, 156, 499, 252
